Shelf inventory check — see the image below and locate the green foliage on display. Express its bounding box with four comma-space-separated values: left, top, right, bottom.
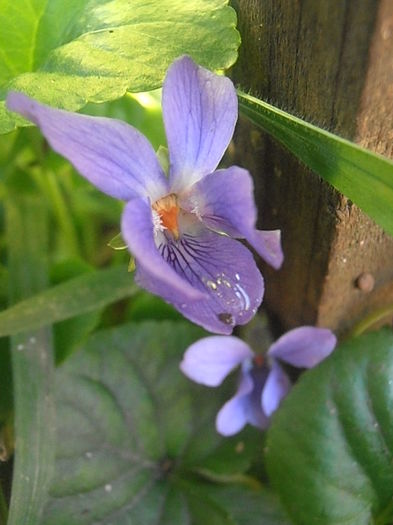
238, 91, 393, 239
6, 195, 55, 525
266, 329, 393, 525
0, 265, 138, 337
41, 321, 287, 525
0, 0, 240, 134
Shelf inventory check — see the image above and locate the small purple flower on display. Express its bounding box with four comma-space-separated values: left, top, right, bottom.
6, 56, 283, 334
180, 326, 336, 435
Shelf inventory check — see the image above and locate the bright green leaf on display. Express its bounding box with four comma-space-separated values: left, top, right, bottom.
0, 0, 240, 134
0, 265, 138, 337
238, 91, 393, 238
266, 329, 393, 525
42, 321, 270, 525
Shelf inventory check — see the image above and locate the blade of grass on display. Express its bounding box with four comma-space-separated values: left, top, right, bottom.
0, 265, 138, 337
238, 91, 393, 238
6, 195, 55, 525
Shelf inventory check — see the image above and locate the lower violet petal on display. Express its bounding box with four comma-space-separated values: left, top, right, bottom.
261, 363, 291, 417
216, 371, 254, 436
134, 225, 264, 334
121, 199, 205, 301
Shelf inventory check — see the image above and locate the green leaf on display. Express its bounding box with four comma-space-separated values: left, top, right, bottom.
238, 91, 393, 238
0, 265, 138, 337
6, 195, 56, 525
0, 0, 240, 134
42, 320, 273, 525
266, 329, 393, 525
186, 483, 291, 525
50, 259, 102, 365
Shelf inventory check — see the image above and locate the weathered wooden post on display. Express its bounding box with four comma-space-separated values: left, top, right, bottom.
230, 0, 393, 335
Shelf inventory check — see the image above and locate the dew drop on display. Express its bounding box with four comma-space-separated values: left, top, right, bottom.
206, 280, 217, 290
181, 303, 187, 308
104, 484, 112, 493
234, 284, 251, 310
29, 336, 36, 344
17, 344, 24, 351
85, 451, 93, 459
218, 313, 234, 325
235, 273, 240, 281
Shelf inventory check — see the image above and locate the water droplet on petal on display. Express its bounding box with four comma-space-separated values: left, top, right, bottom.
235, 273, 240, 281
233, 284, 251, 310
206, 280, 217, 290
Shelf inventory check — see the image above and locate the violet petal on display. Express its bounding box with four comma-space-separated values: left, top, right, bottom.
134, 223, 264, 334
180, 336, 253, 386
261, 363, 291, 417
162, 56, 238, 192
121, 198, 205, 301
216, 370, 254, 436
187, 166, 284, 269
6, 92, 168, 201
268, 326, 337, 368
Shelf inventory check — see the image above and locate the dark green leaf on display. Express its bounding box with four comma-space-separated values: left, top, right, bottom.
43, 321, 271, 525
266, 329, 393, 525
238, 91, 393, 238
0, 265, 138, 337
6, 195, 55, 525
189, 483, 291, 525
0, 0, 240, 134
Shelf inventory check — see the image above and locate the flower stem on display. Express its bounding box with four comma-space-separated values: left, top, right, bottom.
349, 303, 393, 338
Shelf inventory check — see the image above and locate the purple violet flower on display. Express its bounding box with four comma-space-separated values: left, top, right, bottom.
6, 56, 283, 334
180, 326, 337, 435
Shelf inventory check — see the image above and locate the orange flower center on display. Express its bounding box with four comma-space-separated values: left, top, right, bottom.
152, 193, 180, 239
253, 354, 265, 368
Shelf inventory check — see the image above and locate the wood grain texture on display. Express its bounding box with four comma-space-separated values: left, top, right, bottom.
230, 0, 393, 334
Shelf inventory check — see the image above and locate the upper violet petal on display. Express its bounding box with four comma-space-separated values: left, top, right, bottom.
261, 363, 291, 417
187, 166, 284, 269
6, 92, 169, 201
180, 336, 253, 386
121, 199, 205, 301
268, 326, 337, 368
162, 56, 238, 192
215, 370, 254, 436
133, 223, 264, 334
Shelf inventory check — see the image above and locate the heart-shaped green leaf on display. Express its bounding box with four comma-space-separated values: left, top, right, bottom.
0, 0, 240, 134
42, 320, 287, 524
266, 329, 393, 525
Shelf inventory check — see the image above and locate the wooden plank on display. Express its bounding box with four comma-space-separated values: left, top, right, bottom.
230, 0, 393, 334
